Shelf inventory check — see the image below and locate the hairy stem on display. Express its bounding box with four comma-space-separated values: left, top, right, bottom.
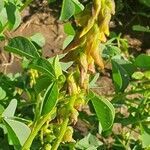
51, 118, 69, 150
22, 111, 53, 150
51, 95, 76, 150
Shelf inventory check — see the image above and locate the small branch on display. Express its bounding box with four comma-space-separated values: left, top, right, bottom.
22, 111, 53, 150
51, 95, 76, 150
51, 118, 69, 150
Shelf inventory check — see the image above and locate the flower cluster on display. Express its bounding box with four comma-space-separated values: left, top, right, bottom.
63, 0, 115, 89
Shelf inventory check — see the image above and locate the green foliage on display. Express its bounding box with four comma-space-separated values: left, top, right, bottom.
75, 133, 103, 149
0, 0, 150, 149
60, 0, 84, 20
5, 36, 40, 59
135, 54, 150, 69
90, 91, 115, 131
41, 82, 58, 115
1, 99, 31, 149
0, 87, 6, 100
6, 2, 21, 30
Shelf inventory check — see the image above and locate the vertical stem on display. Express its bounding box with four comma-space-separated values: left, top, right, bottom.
51, 118, 69, 150
51, 95, 76, 150
22, 111, 53, 150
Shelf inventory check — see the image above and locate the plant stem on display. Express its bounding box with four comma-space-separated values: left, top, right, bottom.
20, 0, 33, 11
51, 95, 76, 150
51, 118, 69, 150
22, 111, 53, 150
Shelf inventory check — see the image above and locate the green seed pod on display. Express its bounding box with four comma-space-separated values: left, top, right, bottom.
62, 126, 74, 142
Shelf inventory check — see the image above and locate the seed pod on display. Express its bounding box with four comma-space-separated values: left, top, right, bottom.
99, 10, 111, 36
62, 126, 74, 142
93, 0, 101, 18
90, 44, 104, 70
67, 73, 79, 95
106, 0, 115, 15
88, 61, 95, 73
79, 52, 88, 87
69, 108, 79, 125
74, 97, 85, 111
99, 32, 107, 42
86, 25, 104, 69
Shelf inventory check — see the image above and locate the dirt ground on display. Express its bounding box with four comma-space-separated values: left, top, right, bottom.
0, 1, 65, 73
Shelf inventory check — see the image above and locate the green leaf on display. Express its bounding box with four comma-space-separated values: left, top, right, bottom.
89, 73, 99, 88
140, 125, 150, 148
0, 0, 4, 13
0, 87, 6, 100
63, 35, 74, 49
0, 8, 8, 26
90, 91, 115, 131
102, 45, 121, 58
6, 2, 21, 30
4, 36, 40, 59
61, 61, 73, 71
114, 59, 136, 76
132, 25, 150, 33
34, 75, 52, 93
0, 104, 4, 114
72, 0, 84, 14
75, 133, 103, 149
64, 23, 75, 35
60, 0, 75, 20
2, 99, 17, 118
30, 33, 45, 48
144, 71, 150, 79
135, 54, 150, 69
53, 55, 62, 78
29, 58, 55, 79
41, 82, 58, 115
3, 118, 31, 147
112, 59, 130, 92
